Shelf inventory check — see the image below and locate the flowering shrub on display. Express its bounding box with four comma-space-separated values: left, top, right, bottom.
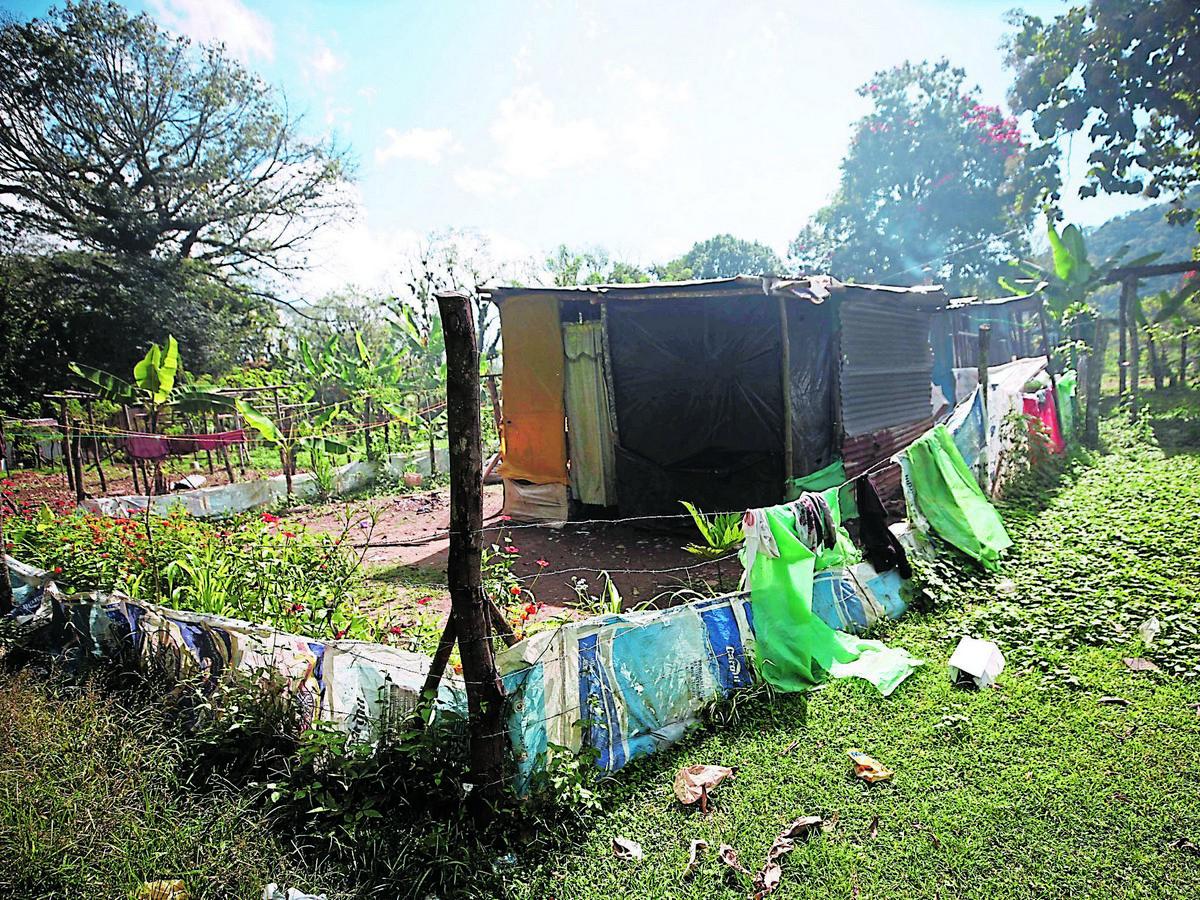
4, 504, 378, 642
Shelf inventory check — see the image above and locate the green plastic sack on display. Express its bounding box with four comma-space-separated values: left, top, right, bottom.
748, 504, 920, 694
902, 425, 1012, 571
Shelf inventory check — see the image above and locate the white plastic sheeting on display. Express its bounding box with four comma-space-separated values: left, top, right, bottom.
80, 448, 452, 519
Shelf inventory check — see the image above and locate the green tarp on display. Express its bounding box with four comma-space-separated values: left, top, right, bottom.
747, 503, 921, 695
902, 424, 1012, 571
785, 459, 858, 519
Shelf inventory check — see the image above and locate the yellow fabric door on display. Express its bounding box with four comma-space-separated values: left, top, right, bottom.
499, 295, 568, 484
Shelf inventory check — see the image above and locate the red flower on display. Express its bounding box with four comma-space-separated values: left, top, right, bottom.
524, 603, 537, 617
281, 531, 296, 539
335, 628, 347, 639
53, 566, 62, 574
289, 602, 305, 613
417, 596, 432, 606
499, 515, 512, 522
261, 512, 280, 524
509, 584, 521, 596
535, 558, 549, 568
389, 625, 404, 635
504, 545, 519, 554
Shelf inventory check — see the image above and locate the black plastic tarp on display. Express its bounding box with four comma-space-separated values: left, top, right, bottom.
605, 296, 834, 518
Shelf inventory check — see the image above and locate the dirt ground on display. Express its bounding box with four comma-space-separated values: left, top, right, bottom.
287, 483, 736, 617
1, 461, 284, 511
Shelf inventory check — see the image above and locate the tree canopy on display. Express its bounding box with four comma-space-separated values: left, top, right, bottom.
1005, 1, 1200, 224
655, 234, 784, 280
0, 0, 349, 277
789, 60, 1040, 294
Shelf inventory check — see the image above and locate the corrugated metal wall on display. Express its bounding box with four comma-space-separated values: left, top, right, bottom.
838, 298, 934, 437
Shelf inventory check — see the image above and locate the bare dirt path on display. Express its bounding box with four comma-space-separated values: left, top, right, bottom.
287, 484, 735, 618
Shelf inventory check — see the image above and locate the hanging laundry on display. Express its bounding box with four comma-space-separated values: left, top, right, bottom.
743, 501, 922, 695
126, 434, 171, 460
193, 429, 246, 451
899, 425, 1012, 571
855, 476, 912, 578
1022, 389, 1065, 454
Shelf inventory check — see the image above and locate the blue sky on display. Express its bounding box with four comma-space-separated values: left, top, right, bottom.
5, 0, 1150, 296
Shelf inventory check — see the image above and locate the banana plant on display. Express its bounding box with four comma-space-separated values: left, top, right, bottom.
999, 218, 1162, 324
70, 336, 239, 492
298, 331, 411, 460
236, 402, 351, 497
395, 305, 449, 473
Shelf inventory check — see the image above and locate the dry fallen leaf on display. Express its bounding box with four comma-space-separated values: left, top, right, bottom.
821, 812, 840, 833
868, 815, 880, 839
717, 843, 752, 876
1098, 696, 1130, 706
611, 837, 643, 862
751, 861, 782, 898
681, 839, 708, 882
1169, 838, 1199, 856
673, 764, 735, 807
780, 738, 801, 757
1123, 657, 1161, 673
847, 748, 894, 783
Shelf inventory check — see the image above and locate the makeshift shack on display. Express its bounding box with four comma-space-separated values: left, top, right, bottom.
482, 276, 948, 521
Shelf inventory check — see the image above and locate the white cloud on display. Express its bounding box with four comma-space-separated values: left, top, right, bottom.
375, 127, 459, 165
454, 166, 512, 196
488, 85, 607, 180
310, 43, 345, 78
148, 0, 274, 62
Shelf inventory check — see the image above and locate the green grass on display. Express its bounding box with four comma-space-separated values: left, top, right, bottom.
4, 392, 1200, 899
0, 673, 341, 900
501, 400, 1200, 900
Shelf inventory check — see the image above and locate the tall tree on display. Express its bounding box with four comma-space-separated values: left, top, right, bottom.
1005, 2, 1200, 224
789, 60, 1040, 293
655, 234, 783, 280
0, 1, 348, 278
0, 250, 271, 412
545, 245, 649, 286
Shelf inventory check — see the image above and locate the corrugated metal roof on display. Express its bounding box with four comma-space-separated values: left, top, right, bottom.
838, 299, 935, 437
483, 276, 948, 307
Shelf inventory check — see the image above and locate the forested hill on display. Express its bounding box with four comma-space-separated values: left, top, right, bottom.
1086, 192, 1199, 312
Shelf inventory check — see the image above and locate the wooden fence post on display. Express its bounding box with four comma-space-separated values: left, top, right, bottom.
1118, 279, 1131, 399
976, 324, 990, 489
1037, 302, 1066, 442
1084, 316, 1107, 448
1129, 284, 1141, 424
437, 290, 507, 808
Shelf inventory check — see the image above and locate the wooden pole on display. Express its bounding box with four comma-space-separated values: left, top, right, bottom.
778, 296, 794, 487
60, 401, 81, 500
1129, 291, 1141, 425
201, 411, 216, 474
1036, 302, 1066, 443
1084, 316, 1107, 449
1118, 279, 1131, 398
363, 397, 374, 461
976, 324, 990, 489
273, 388, 289, 488
124, 407, 140, 495
86, 402, 107, 494
437, 289, 506, 807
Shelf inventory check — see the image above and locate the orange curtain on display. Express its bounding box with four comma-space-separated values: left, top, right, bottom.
499, 295, 568, 484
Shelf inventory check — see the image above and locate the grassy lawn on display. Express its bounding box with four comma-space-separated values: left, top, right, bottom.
0, 674, 341, 900
504, 397, 1200, 899
1, 391, 1199, 899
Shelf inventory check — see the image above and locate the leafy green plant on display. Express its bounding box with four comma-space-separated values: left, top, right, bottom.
680, 500, 744, 591
3, 505, 375, 643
